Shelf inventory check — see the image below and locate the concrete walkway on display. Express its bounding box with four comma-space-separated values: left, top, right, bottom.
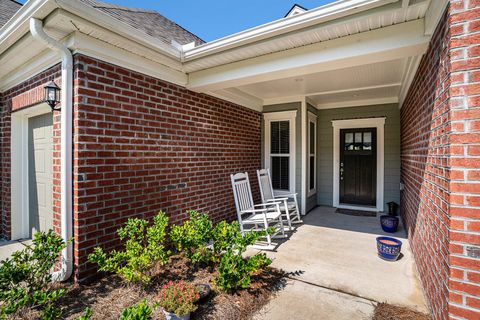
0, 239, 31, 261
250, 206, 429, 319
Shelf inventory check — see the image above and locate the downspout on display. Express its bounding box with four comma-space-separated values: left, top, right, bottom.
29, 18, 73, 281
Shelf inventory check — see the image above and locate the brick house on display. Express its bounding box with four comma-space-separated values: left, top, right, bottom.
0, 0, 478, 319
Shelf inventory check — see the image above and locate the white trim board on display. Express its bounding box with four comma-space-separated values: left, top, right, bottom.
11, 103, 52, 240
332, 117, 385, 212
263, 110, 297, 195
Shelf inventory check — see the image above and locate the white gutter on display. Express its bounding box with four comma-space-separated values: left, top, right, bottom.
29, 18, 73, 281
183, 0, 399, 60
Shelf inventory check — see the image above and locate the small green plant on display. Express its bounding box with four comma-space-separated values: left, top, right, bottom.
76, 307, 93, 320
214, 224, 272, 292
169, 210, 213, 264
119, 300, 157, 320
88, 212, 170, 285
157, 281, 199, 316
0, 230, 67, 319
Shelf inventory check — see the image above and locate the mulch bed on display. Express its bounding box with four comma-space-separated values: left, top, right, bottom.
11, 253, 286, 320
373, 303, 431, 320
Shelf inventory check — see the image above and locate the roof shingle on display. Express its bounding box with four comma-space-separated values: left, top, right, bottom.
80, 0, 204, 46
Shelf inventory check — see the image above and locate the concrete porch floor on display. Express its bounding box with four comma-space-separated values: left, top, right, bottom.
250, 206, 429, 319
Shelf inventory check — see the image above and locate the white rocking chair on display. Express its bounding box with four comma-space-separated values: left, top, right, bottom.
257, 169, 302, 231
230, 172, 286, 250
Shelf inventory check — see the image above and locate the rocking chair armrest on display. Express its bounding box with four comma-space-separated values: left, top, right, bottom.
254, 202, 281, 208
267, 197, 289, 201
240, 208, 268, 214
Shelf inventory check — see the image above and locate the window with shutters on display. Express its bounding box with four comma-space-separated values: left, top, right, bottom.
264, 111, 296, 193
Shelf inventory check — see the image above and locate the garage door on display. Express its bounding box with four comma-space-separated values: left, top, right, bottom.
28, 113, 53, 237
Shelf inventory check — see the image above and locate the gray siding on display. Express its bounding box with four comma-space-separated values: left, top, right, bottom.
317, 104, 400, 211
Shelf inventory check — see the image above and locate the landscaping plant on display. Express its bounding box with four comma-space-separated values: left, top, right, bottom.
214, 223, 273, 292
157, 280, 200, 316
88, 212, 170, 285
0, 230, 67, 319
170, 210, 213, 264
119, 300, 157, 320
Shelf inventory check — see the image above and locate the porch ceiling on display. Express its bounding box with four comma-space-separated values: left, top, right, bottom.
236, 58, 408, 109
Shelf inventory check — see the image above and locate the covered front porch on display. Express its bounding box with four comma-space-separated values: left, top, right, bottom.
250, 206, 428, 318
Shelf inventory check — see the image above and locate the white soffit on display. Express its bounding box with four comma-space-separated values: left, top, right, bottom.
183, 0, 430, 73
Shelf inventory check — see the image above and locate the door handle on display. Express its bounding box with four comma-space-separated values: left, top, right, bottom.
340, 162, 344, 180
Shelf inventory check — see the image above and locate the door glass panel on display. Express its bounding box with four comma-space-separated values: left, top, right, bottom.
354, 132, 362, 150
363, 132, 372, 150
345, 133, 354, 150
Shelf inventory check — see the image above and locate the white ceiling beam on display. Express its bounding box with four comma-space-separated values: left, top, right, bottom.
316, 97, 398, 109
187, 20, 429, 92
306, 82, 402, 96
424, 0, 447, 35
208, 88, 264, 112
398, 54, 422, 108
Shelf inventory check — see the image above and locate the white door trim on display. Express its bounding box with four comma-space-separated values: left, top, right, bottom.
264, 110, 297, 195
332, 117, 385, 212
11, 103, 51, 240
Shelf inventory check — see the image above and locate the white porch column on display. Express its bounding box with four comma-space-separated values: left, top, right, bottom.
301, 98, 307, 215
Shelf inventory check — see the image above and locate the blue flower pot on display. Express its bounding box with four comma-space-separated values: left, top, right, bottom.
376, 236, 402, 261
380, 215, 399, 233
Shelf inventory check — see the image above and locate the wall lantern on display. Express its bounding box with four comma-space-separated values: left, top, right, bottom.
44, 81, 61, 111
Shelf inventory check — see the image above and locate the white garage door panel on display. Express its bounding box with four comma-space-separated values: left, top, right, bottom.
28, 113, 53, 237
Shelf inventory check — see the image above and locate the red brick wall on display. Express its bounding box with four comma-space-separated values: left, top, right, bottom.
0, 65, 63, 240
448, 1, 480, 319
402, 2, 480, 319
73, 55, 262, 279
401, 7, 451, 319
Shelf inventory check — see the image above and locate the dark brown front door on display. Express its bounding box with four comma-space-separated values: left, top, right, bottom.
340, 128, 376, 206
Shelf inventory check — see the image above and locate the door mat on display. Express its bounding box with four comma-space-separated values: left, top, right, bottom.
335, 208, 377, 217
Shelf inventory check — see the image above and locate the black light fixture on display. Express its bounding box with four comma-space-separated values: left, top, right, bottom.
44, 81, 61, 111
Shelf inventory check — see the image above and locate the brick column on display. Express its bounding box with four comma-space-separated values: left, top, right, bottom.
448, 1, 480, 319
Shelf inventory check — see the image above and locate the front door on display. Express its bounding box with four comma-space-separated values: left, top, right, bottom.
28, 113, 54, 237
339, 128, 376, 206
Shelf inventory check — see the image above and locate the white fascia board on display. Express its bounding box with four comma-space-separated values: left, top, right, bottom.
71, 32, 187, 86
183, 0, 399, 60
187, 20, 430, 92
0, 46, 59, 92
0, 31, 188, 92
54, 9, 183, 72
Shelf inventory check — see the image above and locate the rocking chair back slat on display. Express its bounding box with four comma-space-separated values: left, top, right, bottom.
231, 172, 254, 217
257, 169, 275, 203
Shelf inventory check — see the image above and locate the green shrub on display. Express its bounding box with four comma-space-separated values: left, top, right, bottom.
169, 210, 213, 264
119, 300, 157, 320
0, 230, 67, 319
88, 212, 170, 285
214, 224, 272, 292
